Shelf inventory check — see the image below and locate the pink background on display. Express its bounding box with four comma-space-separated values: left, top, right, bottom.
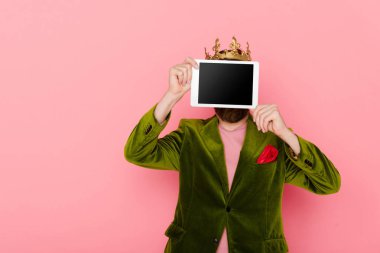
0, 0, 379, 252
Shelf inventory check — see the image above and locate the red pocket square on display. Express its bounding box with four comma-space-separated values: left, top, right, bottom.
256, 144, 279, 164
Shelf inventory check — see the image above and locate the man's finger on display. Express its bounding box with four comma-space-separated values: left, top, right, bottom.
184, 56, 199, 69
253, 104, 265, 122
259, 106, 277, 131
261, 109, 276, 132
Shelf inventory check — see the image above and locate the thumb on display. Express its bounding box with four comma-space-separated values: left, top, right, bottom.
183, 82, 191, 92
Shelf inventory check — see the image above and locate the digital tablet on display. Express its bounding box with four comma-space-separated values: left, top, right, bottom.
190, 59, 259, 109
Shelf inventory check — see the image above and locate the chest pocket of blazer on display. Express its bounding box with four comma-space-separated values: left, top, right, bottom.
250, 160, 278, 171
247, 160, 278, 182
164, 221, 186, 241
244, 161, 279, 193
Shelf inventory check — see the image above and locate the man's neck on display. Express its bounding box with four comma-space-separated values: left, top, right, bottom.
216, 114, 249, 131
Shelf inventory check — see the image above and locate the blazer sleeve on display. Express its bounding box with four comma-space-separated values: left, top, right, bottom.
124, 102, 185, 171
282, 130, 341, 195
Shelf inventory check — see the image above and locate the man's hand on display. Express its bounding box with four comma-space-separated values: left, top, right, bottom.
250, 104, 301, 155
154, 57, 199, 125
168, 56, 199, 99
251, 104, 288, 135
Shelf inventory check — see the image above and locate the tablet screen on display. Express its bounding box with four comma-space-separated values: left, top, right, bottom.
198, 62, 254, 106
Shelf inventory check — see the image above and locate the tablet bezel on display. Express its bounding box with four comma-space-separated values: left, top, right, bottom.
190, 59, 259, 109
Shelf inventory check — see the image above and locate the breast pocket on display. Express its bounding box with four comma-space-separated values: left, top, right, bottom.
249, 160, 278, 172
246, 160, 278, 189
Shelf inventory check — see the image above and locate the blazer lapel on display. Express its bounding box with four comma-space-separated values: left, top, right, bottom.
200, 112, 265, 199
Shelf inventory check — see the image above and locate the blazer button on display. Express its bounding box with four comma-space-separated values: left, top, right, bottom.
226, 206, 231, 212
213, 237, 219, 244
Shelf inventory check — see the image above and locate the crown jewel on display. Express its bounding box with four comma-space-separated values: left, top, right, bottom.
204, 36, 252, 61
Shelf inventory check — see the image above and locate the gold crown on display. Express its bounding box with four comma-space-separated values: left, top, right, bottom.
204, 36, 252, 61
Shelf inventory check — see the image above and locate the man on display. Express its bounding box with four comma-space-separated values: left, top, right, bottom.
124, 37, 341, 253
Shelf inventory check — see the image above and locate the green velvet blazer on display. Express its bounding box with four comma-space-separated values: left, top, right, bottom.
124, 102, 341, 253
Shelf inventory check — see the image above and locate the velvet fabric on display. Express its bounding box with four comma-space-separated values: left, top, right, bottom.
124, 102, 341, 253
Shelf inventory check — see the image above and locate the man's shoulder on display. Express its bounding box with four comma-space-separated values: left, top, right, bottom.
178, 116, 214, 129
